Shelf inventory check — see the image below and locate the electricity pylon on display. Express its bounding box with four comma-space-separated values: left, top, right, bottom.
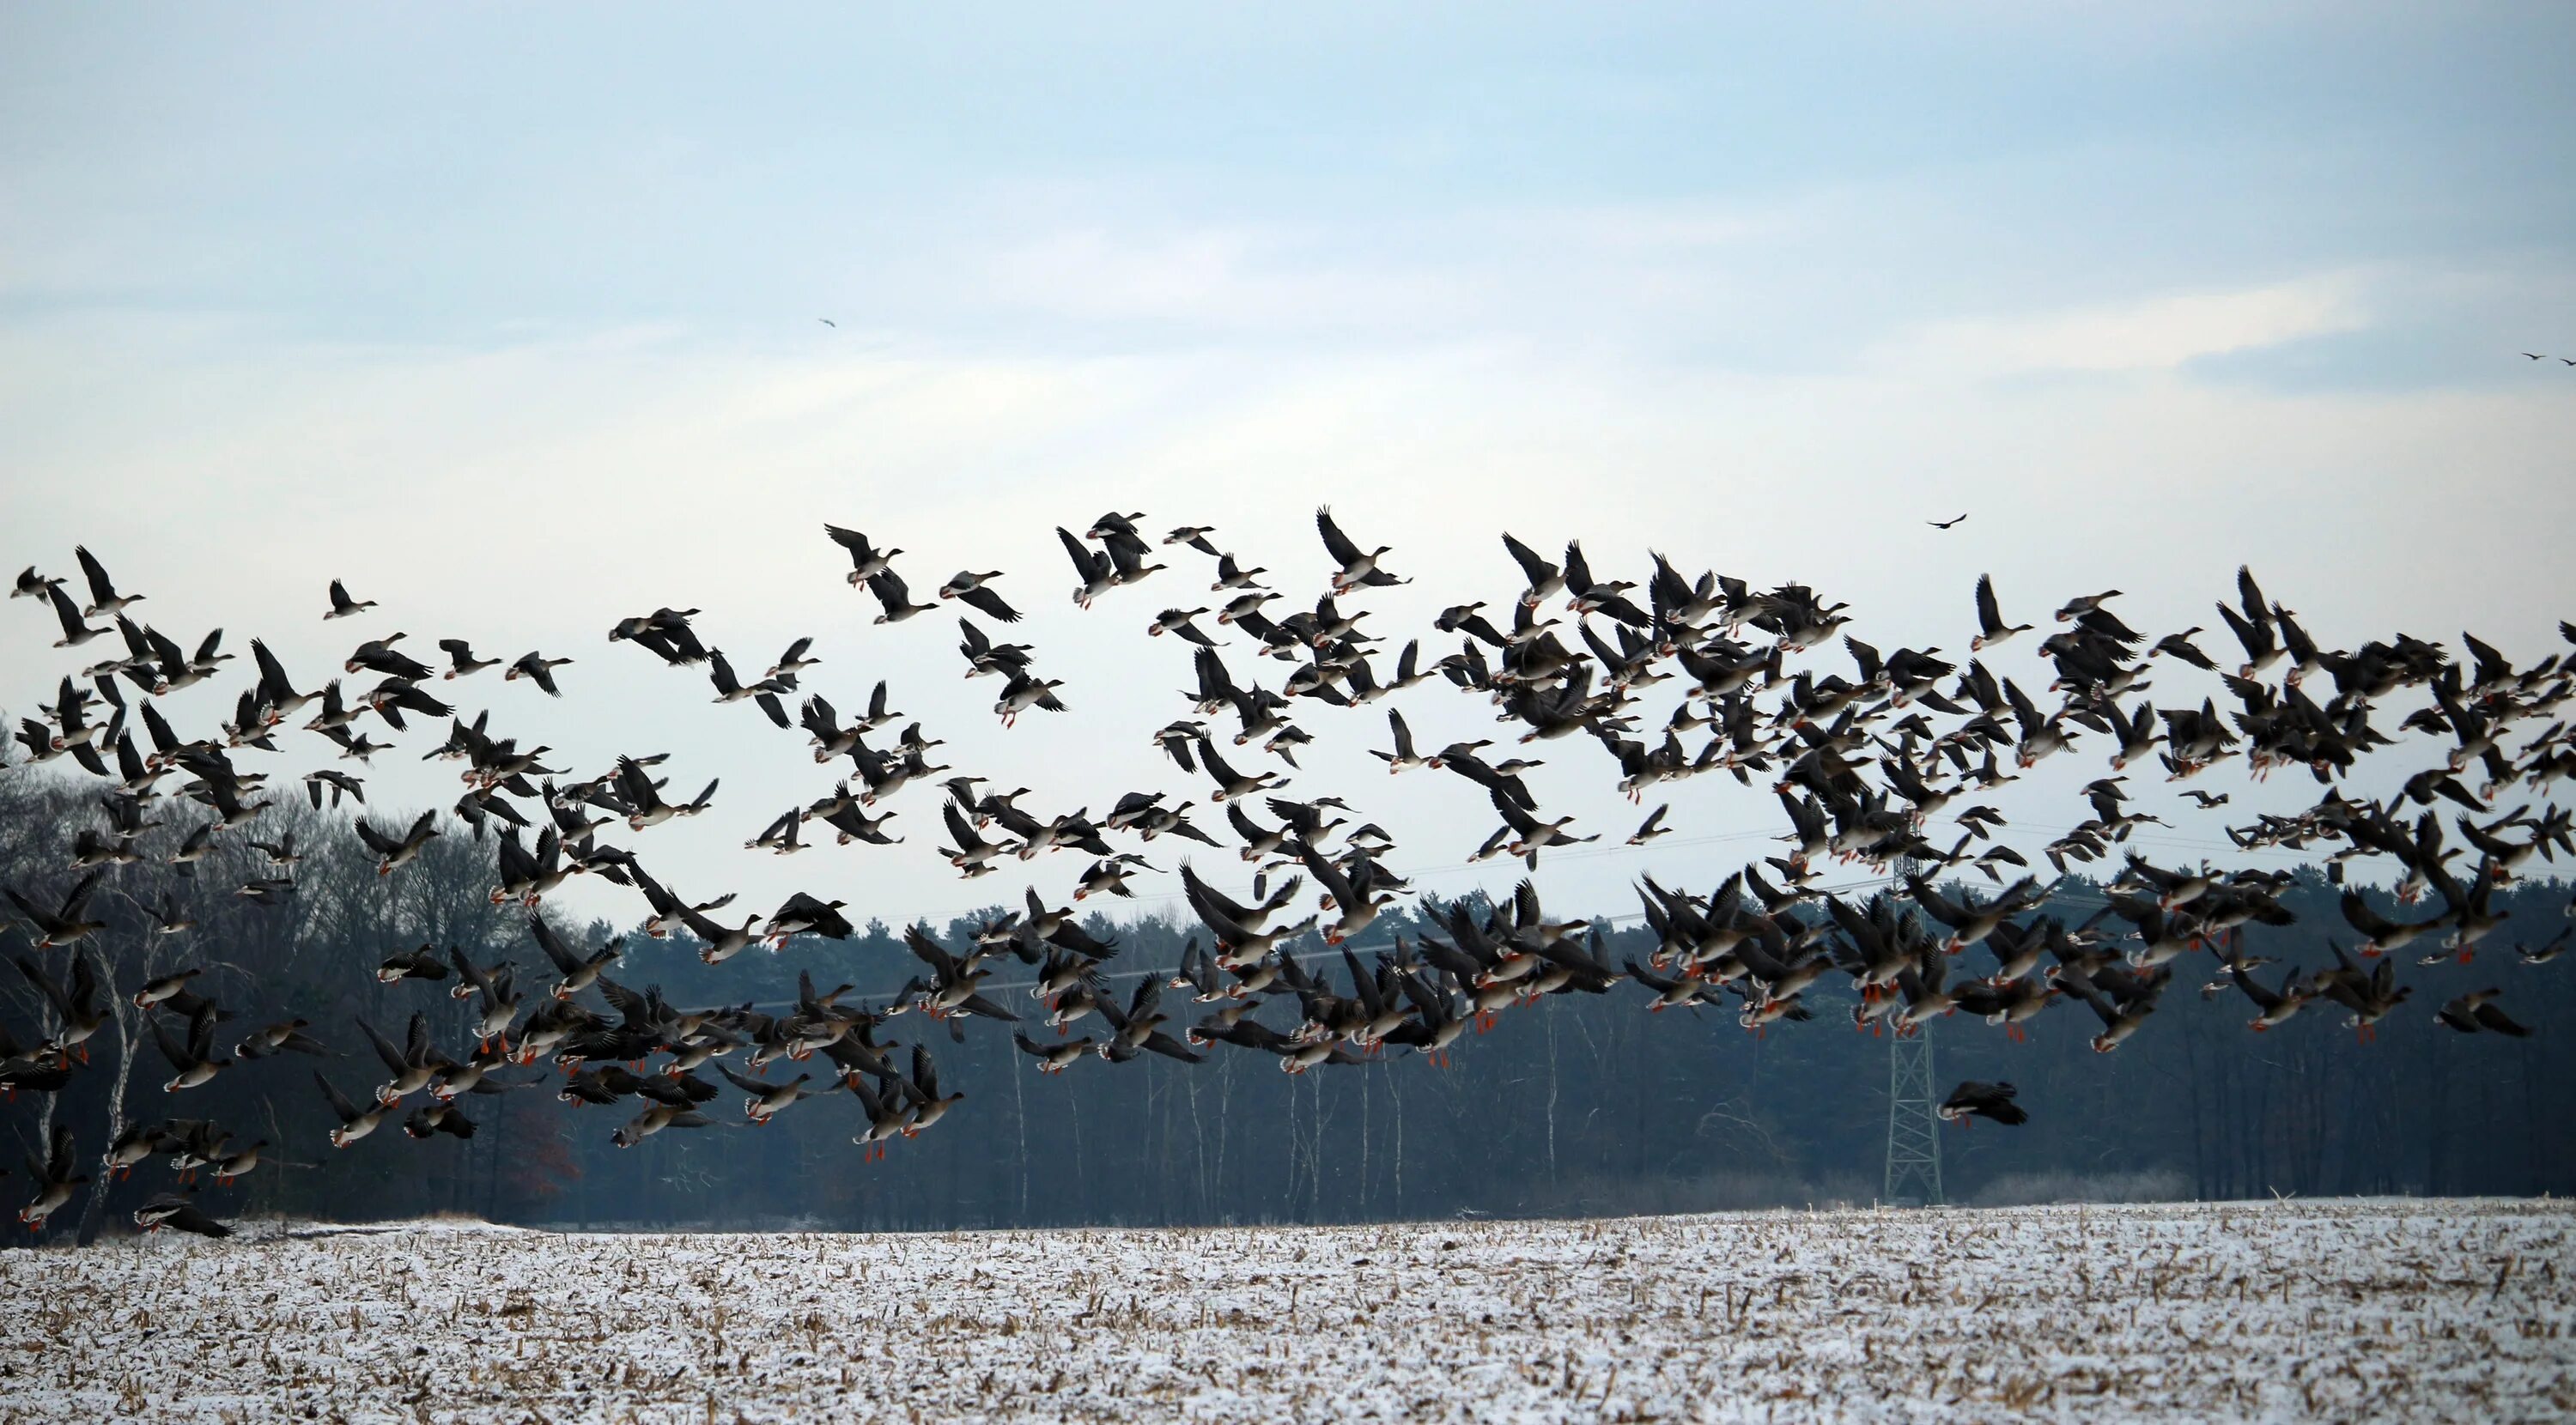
1885, 1022, 1943, 1206
1884, 855, 1944, 1206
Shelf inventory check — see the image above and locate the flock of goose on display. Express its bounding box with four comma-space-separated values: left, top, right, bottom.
3, 515, 2572, 1239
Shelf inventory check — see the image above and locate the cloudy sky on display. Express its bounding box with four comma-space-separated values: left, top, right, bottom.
3, 4, 2572, 930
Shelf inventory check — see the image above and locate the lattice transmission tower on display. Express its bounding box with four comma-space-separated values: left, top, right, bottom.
1883, 855, 1944, 1206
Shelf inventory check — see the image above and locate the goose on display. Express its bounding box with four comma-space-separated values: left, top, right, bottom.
17, 1125, 88, 1231
866, 569, 936, 623
132, 1194, 234, 1238
1500, 532, 1565, 607
714, 1064, 822, 1123
1625, 804, 1671, 846
933, 572, 1022, 623
2053, 590, 2122, 622
2227, 959, 2311, 1031
323, 579, 375, 619
1969, 574, 2031, 652
433, 639, 499, 679
1014, 1031, 1093, 1072
505, 651, 572, 695
683, 906, 762, 965
819, 802, 902, 846
1056, 527, 1119, 608
467, 969, 525, 1054
375, 944, 449, 985
993, 674, 1066, 727
2434, 989, 2531, 1036
1317, 506, 1403, 592
132, 963, 204, 1004
354, 810, 440, 876
1209, 552, 1267, 591
45, 581, 106, 648
1218, 589, 1280, 625
7, 866, 112, 950
151, 1006, 231, 1091
939, 800, 1012, 875
848, 679, 902, 731
825, 525, 900, 585
403, 1103, 480, 1139
1490, 789, 1597, 867
1195, 737, 1284, 803
611, 1103, 714, 1149
210, 1139, 265, 1185
343, 632, 433, 681
957, 617, 1035, 679
235, 1018, 330, 1059
15, 955, 105, 1061
2339, 889, 2442, 956
2215, 567, 2285, 678
1906, 874, 2044, 953
75, 546, 142, 617
101, 1121, 166, 1180
1297, 840, 1394, 945
11, 566, 64, 600
2519, 927, 2572, 965
848, 1075, 914, 1160
897, 1046, 966, 1132
358, 1015, 438, 1104
1937, 1082, 2026, 1126
1103, 790, 1166, 833
1099, 528, 1167, 587
1073, 855, 1154, 900
749, 637, 822, 684
1149, 607, 1223, 646
2057, 965, 2163, 1052
1363, 707, 1425, 775
2435, 864, 2510, 952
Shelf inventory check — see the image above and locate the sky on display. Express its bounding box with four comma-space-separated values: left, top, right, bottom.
3, 3, 2573, 932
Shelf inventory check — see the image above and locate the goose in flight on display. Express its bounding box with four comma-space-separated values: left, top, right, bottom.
1626, 804, 1672, 846
1927, 513, 1967, 530
506, 651, 572, 694
16, 1125, 88, 1230
435, 639, 500, 679
1970, 573, 2031, 652
1937, 1081, 2026, 1125
1316, 506, 1405, 593
993, 673, 1066, 728
825, 525, 899, 585
866, 569, 935, 624
44, 581, 106, 648
324, 579, 376, 619
937, 572, 1022, 622
134, 1193, 235, 1239
75, 546, 142, 618
1056, 527, 1119, 609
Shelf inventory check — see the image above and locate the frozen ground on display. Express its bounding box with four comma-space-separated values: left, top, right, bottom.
2, 1198, 2570, 1422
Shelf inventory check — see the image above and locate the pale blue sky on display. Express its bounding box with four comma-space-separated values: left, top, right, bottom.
3, 5, 2572, 924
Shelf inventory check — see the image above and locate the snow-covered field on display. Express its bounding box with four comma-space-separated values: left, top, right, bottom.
2, 1198, 2569, 1422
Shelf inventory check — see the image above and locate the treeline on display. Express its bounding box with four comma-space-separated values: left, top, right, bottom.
3, 764, 2570, 1240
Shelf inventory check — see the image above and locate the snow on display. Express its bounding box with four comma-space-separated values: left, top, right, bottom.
3, 1198, 2570, 1422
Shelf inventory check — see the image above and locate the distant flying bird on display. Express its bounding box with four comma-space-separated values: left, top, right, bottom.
1927, 513, 1968, 530
2524, 352, 2547, 360
818, 318, 837, 328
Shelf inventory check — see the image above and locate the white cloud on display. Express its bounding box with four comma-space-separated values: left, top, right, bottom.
1866, 274, 2373, 379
